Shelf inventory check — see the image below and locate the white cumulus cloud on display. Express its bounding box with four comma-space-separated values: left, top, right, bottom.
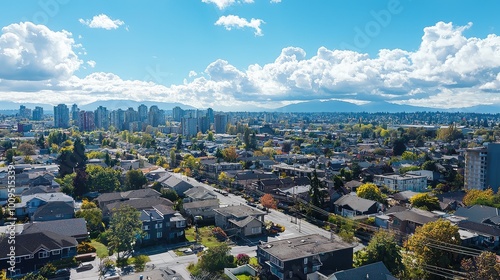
215, 15, 264, 36
87, 60, 96, 68
202, 0, 254, 10
270, 0, 282, 3
79, 14, 125, 30
0, 22, 81, 81
1, 22, 500, 110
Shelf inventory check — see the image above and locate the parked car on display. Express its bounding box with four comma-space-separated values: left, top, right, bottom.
76, 263, 93, 272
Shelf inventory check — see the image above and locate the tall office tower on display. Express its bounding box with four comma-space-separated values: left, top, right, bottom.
465, 143, 500, 192
32, 106, 44, 121
214, 114, 228, 134
206, 107, 214, 124
148, 106, 165, 127
198, 116, 209, 134
70, 104, 79, 124
138, 104, 148, 122
184, 109, 196, 118
181, 117, 198, 138
172, 106, 184, 122
54, 104, 70, 128
94, 106, 109, 130
124, 107, 138, 127
78, 111, 95, 131
111, 109, 125, 131
19, 105, 32, 119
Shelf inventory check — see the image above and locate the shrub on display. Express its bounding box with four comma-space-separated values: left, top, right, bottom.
212, 227, 228, 241
236, 254, 250, 265
77, 242, 97, 254
132, 255, 149, 272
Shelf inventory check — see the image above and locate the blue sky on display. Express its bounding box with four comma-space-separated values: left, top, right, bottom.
0, 0, 500, 110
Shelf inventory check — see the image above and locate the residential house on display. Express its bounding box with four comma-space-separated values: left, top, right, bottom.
272, 163, 326, 178
373, 174, 427, 192
333, 195, 381, 217
102, 197, 174, 218
183, 186, 217, 202
182, 199, 220, 223
233, 171, 278, 189
0, 231, 78, 276
22, 218, 89, 242
457, 220, 500, 248
139, 205, 186, 245
156, 173, 196, 196
253, 178, 294, 194
214, 205, 266, 237
391, 190, 420, 206
96, 188, 162, 209
327, 261, 397, 280
454, 205, 500, 224
257, 234, 353, 280
15, 193, 74, 220
32, 201, 75, 221
386, 208, 438, 234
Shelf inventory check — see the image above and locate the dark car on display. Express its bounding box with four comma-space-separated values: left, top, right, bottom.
76, 263, 93, 272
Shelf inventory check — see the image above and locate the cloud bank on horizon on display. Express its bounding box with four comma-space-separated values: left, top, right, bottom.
0, 21, 499, 110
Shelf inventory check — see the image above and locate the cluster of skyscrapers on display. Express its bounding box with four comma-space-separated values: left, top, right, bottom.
50, 104, 228, 137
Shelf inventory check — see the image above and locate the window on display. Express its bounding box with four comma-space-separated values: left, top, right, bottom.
24, 255, 33, 260
52, 249, 60, 255
144, 233, 150, 240
304, 267, 308, 274
251, 227, 261, 234
304, 258, 308, 264
15, 257, 21, 263
143, 225, 149, 230
39, 251, 49, 258
157, 232, 162, 238
157, 223, 162, 229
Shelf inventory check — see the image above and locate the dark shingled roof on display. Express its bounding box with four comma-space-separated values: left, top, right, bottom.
258, 234, 353, 261
332, 261, 397, 280
0, 231, 77, 259
32, 201, 75, 221
333, 195, 378, 213
388, 210, 437, 225
455, 205, 500, 224
458, 220, 500, 237
23, 218, 88, 239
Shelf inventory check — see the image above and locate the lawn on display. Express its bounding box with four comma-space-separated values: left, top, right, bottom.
90, 240, 109, 258
236, 273, 254, 280
185, 226, 225, 248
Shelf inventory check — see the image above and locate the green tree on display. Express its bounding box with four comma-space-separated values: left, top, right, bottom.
392, 138, 407, 156
410, 193, 440, 211
76, 207, 103, 236
356, 183, 384, 203
176, 136, 182, 150
170, 149, 177, 168
124, 170, 147, 190
463, 189, 494, 206
18, 142, 36, 155
38, 263, 56, 278
107, 205, 143, 264
308, 170, 327, 208
86, 165, 121, 192
47, 130, 67, 146
461, 251, 500, 280
354, 230, 403, 275
222, 146, 238, 162
198, 243, 235, 272
404, 219, 461, 279
73, 168, 89, 198
421, 160, 438, 172
401, 151, 418, 161
57, 147, 75, 177
161, 189, 179, 202
20, 273, 47, 280
207, 131, 214, 141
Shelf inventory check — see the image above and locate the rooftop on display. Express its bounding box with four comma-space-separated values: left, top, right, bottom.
258, 234, 353, 261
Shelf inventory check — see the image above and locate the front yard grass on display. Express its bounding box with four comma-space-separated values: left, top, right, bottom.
185, 226, 225, 248
90, 239, 108, 258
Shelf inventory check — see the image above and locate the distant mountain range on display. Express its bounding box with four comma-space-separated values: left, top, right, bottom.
0, 99, 499, 114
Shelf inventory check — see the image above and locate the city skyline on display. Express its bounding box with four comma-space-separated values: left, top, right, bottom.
0, 1, 499, 111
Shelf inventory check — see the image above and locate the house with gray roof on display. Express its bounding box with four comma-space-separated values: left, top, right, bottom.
183, 186, 217, 202
0, 231, 77, 276
32, 201, 75, 221
22, 218, 88, 241
333, 195, 381, 217
257, 234, 353, 280
455, 205, 500, 224
182, 199, 220, 222
139, 205, 186, 245
327, 261, 397, 280
214, 205, 266, 237
15, 193, 74, 220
